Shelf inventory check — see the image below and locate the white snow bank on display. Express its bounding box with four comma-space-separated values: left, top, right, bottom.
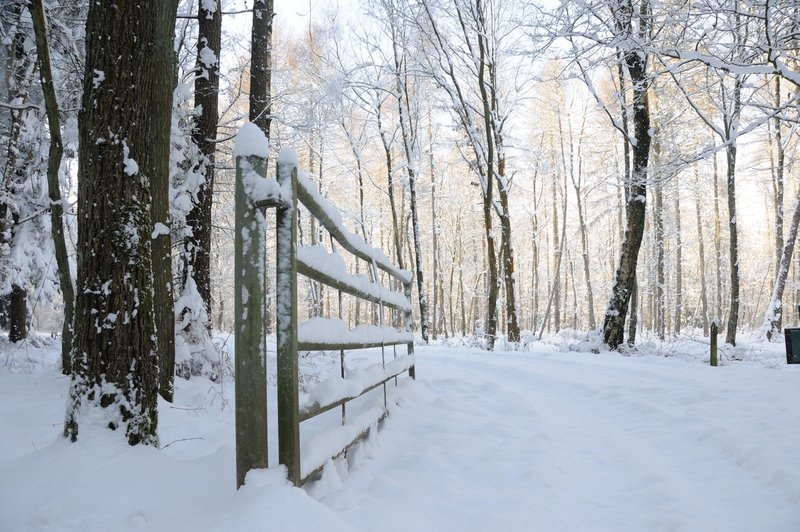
3, 335, 799, 532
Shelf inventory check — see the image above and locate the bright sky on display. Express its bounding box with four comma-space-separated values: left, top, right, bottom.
226, 0, 354, 37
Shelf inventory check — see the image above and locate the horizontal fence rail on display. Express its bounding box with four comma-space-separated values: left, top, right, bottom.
234, 126, 415, 488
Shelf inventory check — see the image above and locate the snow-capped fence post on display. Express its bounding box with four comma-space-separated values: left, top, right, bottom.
276, 154, 302, 486
234, 124, 270, 488
710, 320, 718, 367
404, 282, 416, 379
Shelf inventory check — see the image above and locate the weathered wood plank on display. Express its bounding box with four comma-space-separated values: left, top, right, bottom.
295, 175, 411, 284
276, 159, 301, 485
296, 257, 412, 313
234, 153, 269, 488
298, 338, 412, 352
299, 410, 389, 486
299, 366, 411, 422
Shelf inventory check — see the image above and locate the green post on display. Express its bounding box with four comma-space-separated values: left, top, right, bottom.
710, 320, 718, 367
276, 159, 301, 485
234, 150, 269, 488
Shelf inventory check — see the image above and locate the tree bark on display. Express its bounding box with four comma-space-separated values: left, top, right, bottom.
761, 182, 800, 340
250, 0, 274, 333
772, 76, 784, 277
394, 53, 429, 343
602, 0, 651, 349
30, 0, 75, 372
2, 4, 30, 344
713, 145, 723, 326
654, 170, 665, 340
151, 2, 178, 401
551, 166, 561, 333
673, 173, 683, 336
694, 183, 709, 336
185, 0, 221, 326
724, 76, 743, 346
66, 0, 177, 445
8, 283, 26, 342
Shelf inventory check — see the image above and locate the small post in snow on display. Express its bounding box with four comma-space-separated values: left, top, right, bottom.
710, 319, 719, 367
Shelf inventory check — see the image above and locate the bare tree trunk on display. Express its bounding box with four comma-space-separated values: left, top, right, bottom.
9, 284, 26, 342
602, 0, 651, 349
551, 167, 561, 333
497, 179, 520, 342
476, 8, 498, 349
627, 279, 638, 346
571, 122, 595, 330
673, 173, 683, 336
2, 5, 30, 344
185, 0, 221, 326
694, 183, 709, 336
762, 188, 800, 340
393, 58, 429, 341
654, 175, 665, 340
377, 104, 404, 271
428, 109, 439, 340
713, 148, 723, 325
724, 76, 743, 346
30, 0, 75, 371
772, 76, 785, 276
250, 0, 274, 333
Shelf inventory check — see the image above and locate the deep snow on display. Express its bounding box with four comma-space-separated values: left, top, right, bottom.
1, 334, 798, 531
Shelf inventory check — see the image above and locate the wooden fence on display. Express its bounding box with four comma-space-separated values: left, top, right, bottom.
234, 127, 415, 488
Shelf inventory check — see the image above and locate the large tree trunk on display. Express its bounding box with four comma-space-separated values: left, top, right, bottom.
602, 3, 651, 349
65, 0, 177, 445
184, 0, 221, 326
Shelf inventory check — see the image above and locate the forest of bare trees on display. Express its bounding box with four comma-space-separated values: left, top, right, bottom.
1, 0, 799, 443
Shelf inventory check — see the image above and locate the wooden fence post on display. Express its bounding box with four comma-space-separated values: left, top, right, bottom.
404, 280, 416, 380
710, 320, 718, 367
276, 156, 301, 485
234, 145, 269, 488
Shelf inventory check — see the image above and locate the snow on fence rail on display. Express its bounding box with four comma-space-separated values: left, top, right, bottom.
233, 124, 415, 488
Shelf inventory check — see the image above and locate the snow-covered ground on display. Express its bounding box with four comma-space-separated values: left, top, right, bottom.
1, 334, 798, 531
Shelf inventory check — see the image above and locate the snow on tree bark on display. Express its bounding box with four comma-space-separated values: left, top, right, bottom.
65, 0, 177, 445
